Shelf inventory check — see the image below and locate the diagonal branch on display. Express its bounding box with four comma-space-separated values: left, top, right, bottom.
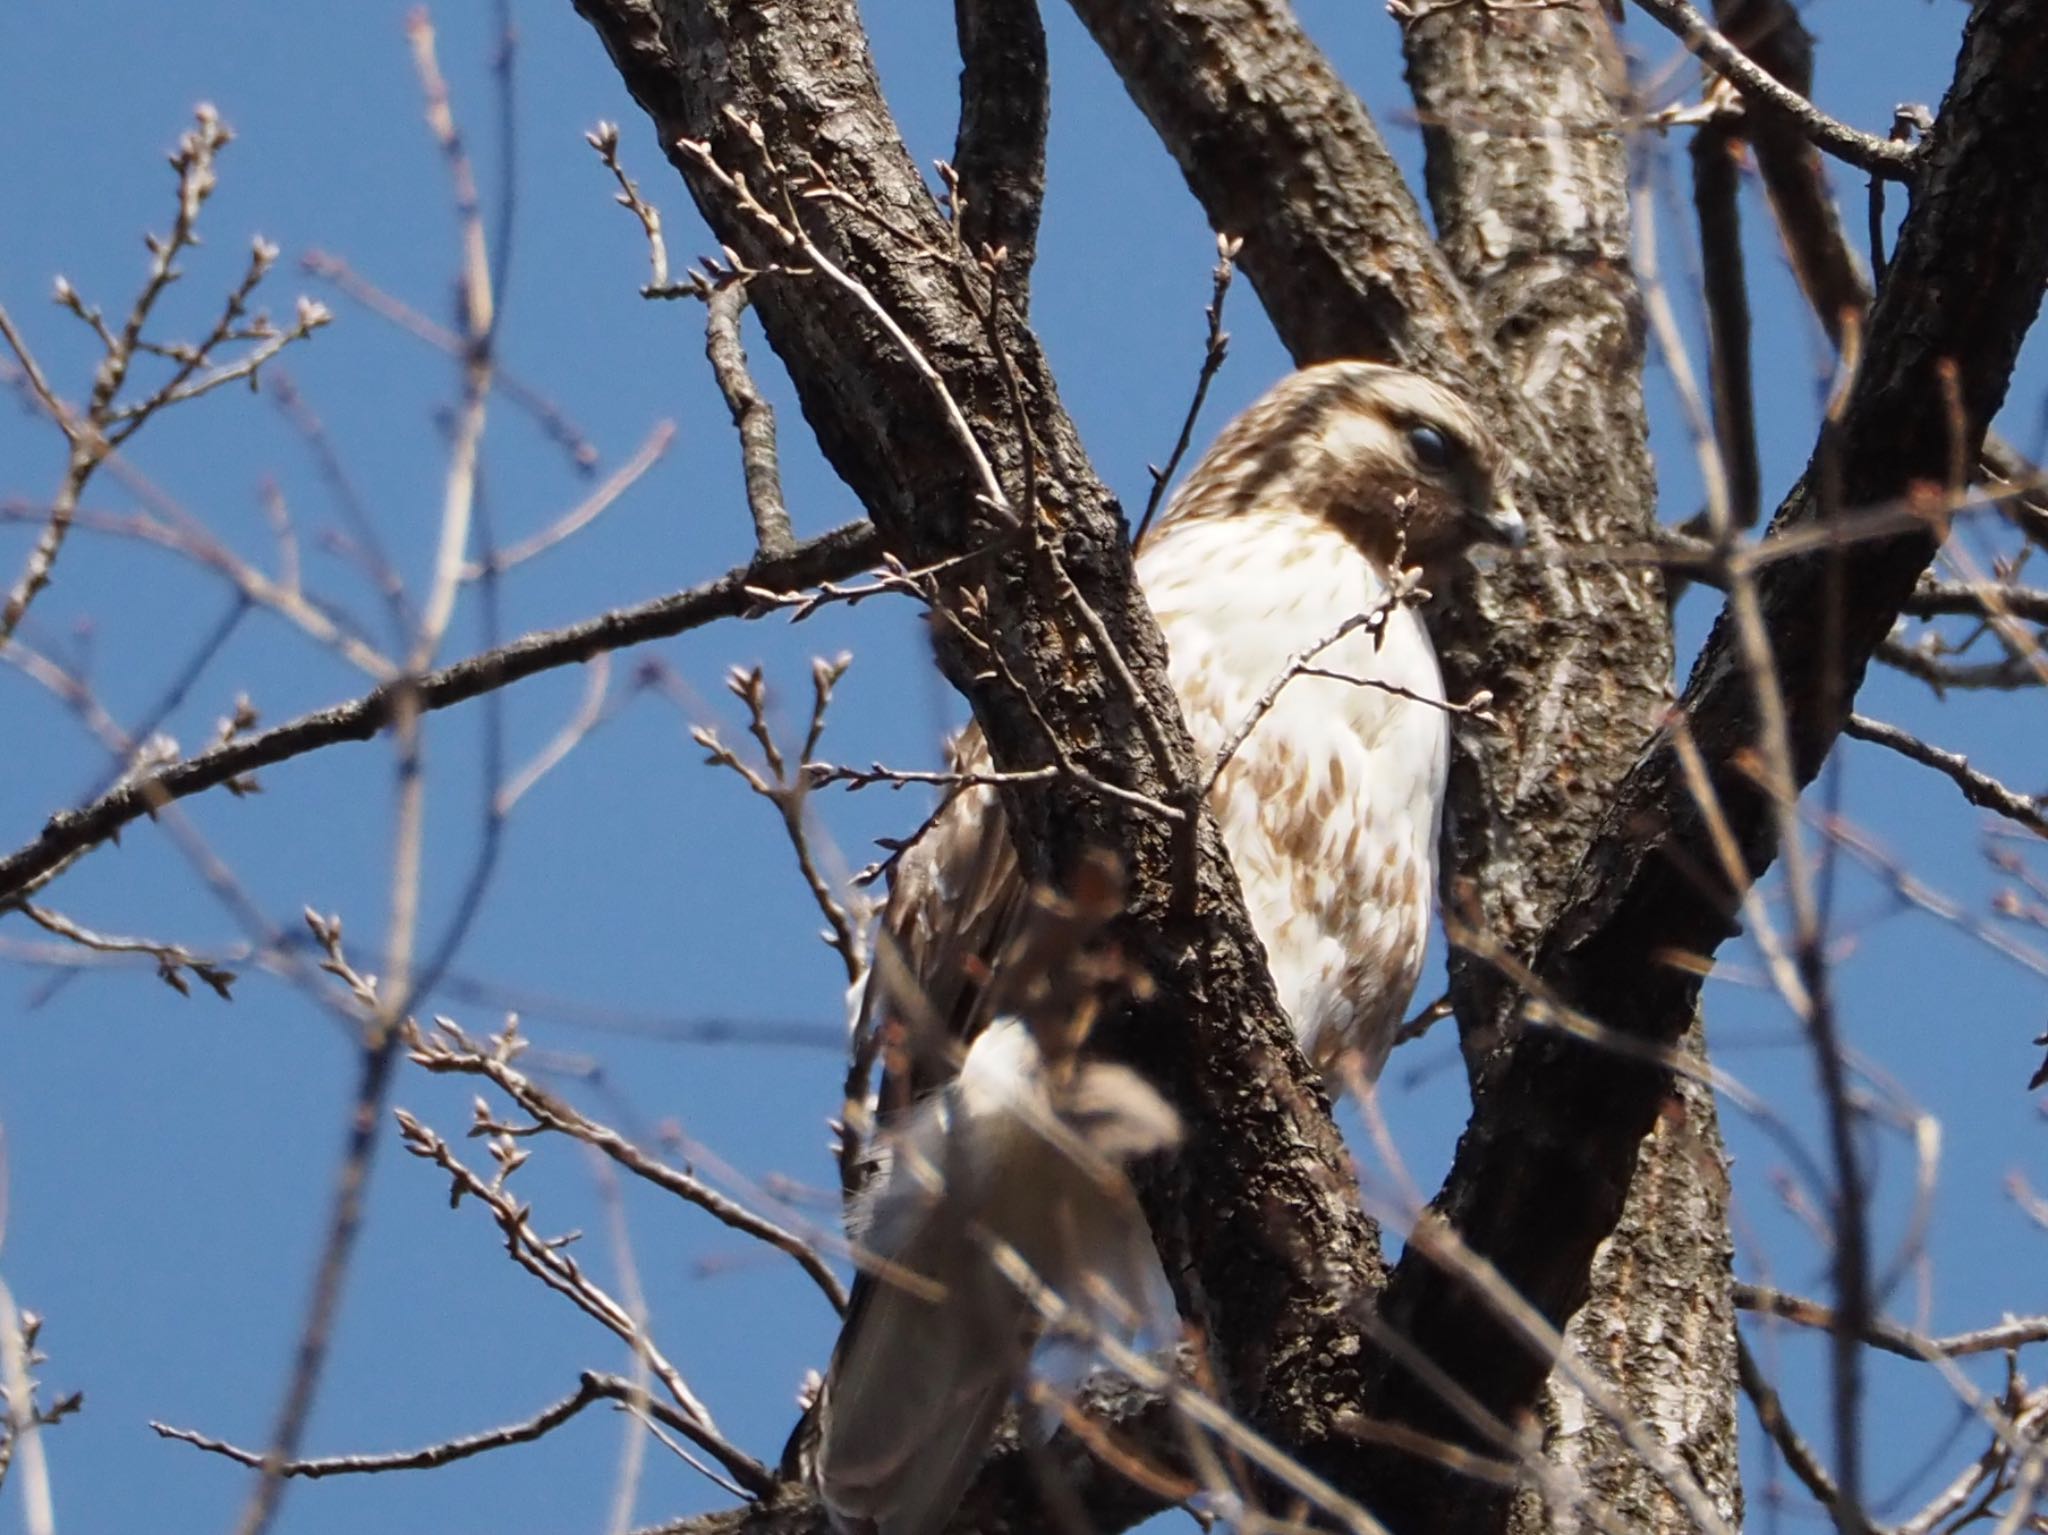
1631, 0, 1920, 179
1844, 714, 2048, 840
571, 0, 1387, 1516
1366, 4, 2048, 1527
0, 520, 881, 904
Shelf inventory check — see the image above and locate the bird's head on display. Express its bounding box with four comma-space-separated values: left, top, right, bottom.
1163, 360, 1524, 571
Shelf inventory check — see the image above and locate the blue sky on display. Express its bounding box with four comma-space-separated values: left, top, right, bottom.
0, 3, 2043, 1531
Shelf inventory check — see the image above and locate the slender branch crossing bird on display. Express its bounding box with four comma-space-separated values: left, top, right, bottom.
798, 361, 1523, 1535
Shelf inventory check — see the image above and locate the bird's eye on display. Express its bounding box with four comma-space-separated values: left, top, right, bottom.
1408, 425, 1452, 473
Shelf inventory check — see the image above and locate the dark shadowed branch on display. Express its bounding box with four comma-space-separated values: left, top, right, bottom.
951, 0, 1050, 295
569, 12, 1388, 1529
1366, 6, 2048, 1531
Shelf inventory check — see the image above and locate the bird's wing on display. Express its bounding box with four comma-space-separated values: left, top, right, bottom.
813, 1081, 1035, 1535
814, 1229, 1025, 1535
865, 743, 1030, 1114
789, 773, 1032, 1504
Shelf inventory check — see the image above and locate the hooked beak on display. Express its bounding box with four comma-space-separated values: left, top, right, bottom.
1481, 491, 1527, 549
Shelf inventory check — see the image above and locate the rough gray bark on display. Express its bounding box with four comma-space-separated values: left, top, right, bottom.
1070, 2, 1733, 1530
1398, 10, 1740, 1532
563, 1, 2048, 1532
1365, 6, 2048, 1533
571, 0, 1390, 1512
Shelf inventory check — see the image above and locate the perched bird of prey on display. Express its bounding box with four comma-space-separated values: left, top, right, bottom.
801, 361, 1521, 1535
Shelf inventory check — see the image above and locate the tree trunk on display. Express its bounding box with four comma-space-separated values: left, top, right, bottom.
569, 1, 2048, 1531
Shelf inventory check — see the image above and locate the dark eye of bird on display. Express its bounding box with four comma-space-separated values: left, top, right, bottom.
1408, 424, 1452, 473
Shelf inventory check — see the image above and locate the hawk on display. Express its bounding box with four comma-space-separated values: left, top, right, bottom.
802, 361, 1521, 1535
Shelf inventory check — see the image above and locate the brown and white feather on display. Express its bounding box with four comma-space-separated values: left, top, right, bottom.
878, 360, 1512, 1081
804, 362, 1516, 1535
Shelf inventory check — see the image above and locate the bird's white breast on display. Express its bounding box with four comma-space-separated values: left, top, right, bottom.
1139, 509, 1446, 1077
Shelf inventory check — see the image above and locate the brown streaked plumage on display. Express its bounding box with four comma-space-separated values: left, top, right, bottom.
801, 361, 1520, 1535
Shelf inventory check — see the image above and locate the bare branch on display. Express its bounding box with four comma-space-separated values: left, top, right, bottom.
467, 421, 675, 579
671, 130, 1016, 526
392, 1108, 774, 1496
15, 902, 235, 1001
153, 1371, 701, 1479
0, 305, 68, 430
1690, 102, 1762, 530
952, 0, 1049, 291
0, 499, 398, 678
589, 120, 673, 294
1737, 1284, 2048, 1362
409, 1016, 848, 1314
1630, 0, 1921, 179
703, 283, 793, 556
0, 520, 882, 904
1134, 233, 1240, 549
1202, 573, 1481, 802
496, 655, 618, 814
1846, 713, 2048, 838
298, 250, 598, 472
1736, 1333, 1843, 1515
1, 106, 325, 649
690, 659, 871, 991
0, 1282, 65, 1535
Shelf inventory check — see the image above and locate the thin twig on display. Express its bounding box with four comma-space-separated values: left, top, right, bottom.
0, 519, 883, 903
805, 761, 1060, 794
691, 659, 872, 991
232, 25, 499, 1532
391, 1108, 773, 1495
0, 500, 397, 678
2, 107, 325, 648
1135, 233, 1239, 548
1846, 714, 2048, 839
466, 421, 675, 579
1689, 108, 1762, 529
674, 125, 1016, 524
152, 1371, 697, 1479
496, 656, 617, 814
1630, 0, 1920, 179
588, 121, 671, 293
594, 1157, 655, 1535
1736, 1285, 2048, 1362
298, 250, 597, 472
267, 371, 415, 641
1203, 581, 1425, 800
15, 902, 235, 1001
409, 1016, 848, 1313
1737, 1333, 1844, 1515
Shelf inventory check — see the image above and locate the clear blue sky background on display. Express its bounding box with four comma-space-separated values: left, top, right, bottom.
0, 3, 2042, 1531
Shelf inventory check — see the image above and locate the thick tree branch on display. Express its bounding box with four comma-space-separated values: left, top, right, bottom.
951, 0, 1049, 293
1065, 0, 1497, 387
1397, 6, 1736, 1531
1368, 3, 2048, 1527
569, 3, 1387, 1527
1693, 115, 1763, 531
